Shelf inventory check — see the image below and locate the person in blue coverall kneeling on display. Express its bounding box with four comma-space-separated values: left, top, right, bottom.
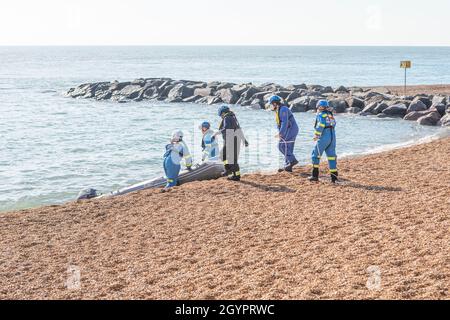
268, 95, 299, 172
309, 100, 338, 183
163, 130, 193, 190
199, 121, 219, 161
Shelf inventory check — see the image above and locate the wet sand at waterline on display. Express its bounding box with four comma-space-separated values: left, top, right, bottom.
1, 138, 449, 300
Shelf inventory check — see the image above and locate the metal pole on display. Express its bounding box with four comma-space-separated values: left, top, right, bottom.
404, 68, 407, 96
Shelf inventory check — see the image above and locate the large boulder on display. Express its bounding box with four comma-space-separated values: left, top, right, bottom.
365, 94, 388, 105
68, 83, 105, 99
194, 87, 215, 97
432, 103, 446, 116
403, 110, 433, 121
95, 90, 112, 100
306, 91, 325, 97
290, 104, 308, 113
117, 84, 143, 100
308, 84, 324, 92
273, 91, 292, 99
157, 80, 173, 90
167, 84, 194, 102
142, 86, 158, 99
363, 91, 384, 100
382, 103, 407, 117
407, 100, 427, 113
320, 86, 334, 94
285, 91, 302, 103
417, 111, 441, 126
308, 98, 319, 111
159, 84, 176, 98
216, 88, 239, 104
206, 81, 222, 89
144, 79, 166, 88
334, 85, 348, 93
401, 95, 414, 101
329, 99, 348, 113
240, 87, 260, 101
131, 78, 146, 86
236, 97, 251, 106
206, 96, 222, 105
289, 97, 310, 112
195, 96, 208, 104
388, 99, 411, 108
438, 114, 450, 126
109, 81, 132, 92
373, 102, 389, 114
216, 82, 236, 90
412, 96, 432, 108
250, 98, 265, 109
258, 83, 283, 92
252, 91, 274, 101
182, 95, 203, 103
432, 95, 447, 106
92, 82, 114, 100
345, 97, 365, 110
231, 84, 249, 96
286, 84, 308, 90
347, 107, 362, 114
362, 101, 379, 114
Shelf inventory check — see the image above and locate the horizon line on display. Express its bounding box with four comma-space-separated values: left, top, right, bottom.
1, 44, 450, 47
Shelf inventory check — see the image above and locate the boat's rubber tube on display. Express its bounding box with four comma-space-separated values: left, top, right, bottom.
95, 160, 224, 199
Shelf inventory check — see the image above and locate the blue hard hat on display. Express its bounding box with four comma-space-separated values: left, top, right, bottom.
268, 95, 282, 105
317, 100, 330, 108
200, 121, 211, 129
218, 105, 230, 117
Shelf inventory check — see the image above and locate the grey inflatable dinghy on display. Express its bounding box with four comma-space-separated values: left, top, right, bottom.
77, 160, 225, 200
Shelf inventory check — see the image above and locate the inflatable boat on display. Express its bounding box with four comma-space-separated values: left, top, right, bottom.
77, 160, 225, 200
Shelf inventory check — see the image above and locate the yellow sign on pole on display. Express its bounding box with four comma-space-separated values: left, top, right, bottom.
400, 61, 411, 68
400, 60, 412, 96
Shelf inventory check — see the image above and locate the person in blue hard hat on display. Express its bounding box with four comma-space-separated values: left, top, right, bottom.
268, 95, 299, 172
163, 130, 193, 189
199, 121, 219, 161
309, 100, 338, 183
216, 106, 249, 181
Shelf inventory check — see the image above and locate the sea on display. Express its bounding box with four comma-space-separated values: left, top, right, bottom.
1, 46, 449, 211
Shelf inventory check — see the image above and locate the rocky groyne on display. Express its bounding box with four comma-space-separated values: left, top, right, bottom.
66, 78, 450, 127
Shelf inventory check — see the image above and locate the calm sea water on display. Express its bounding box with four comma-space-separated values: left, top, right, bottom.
1, 46, 449, 212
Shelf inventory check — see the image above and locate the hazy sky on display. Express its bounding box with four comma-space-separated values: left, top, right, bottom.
1, 0, 449, 46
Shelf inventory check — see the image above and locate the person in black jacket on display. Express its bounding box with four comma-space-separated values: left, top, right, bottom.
216, 106, 249, 181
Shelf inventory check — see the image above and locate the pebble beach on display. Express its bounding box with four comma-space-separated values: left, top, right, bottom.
1, 137, 448, 300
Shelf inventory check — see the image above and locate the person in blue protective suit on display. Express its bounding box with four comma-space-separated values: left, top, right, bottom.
199, 121, 219, 161
163, 130, 193, 189
268, 95, 299, 172
309, 100, 338, 183
216, 106, 249, 181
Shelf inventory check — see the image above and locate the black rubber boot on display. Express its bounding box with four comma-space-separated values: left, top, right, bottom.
331, 171, 338, 183
308, 168, 319, 182
222, 164, 232, 177
283, 160, 299, 173
228, 175, 241, 182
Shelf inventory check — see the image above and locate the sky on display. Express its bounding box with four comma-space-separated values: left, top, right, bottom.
1, 0, 449, 46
